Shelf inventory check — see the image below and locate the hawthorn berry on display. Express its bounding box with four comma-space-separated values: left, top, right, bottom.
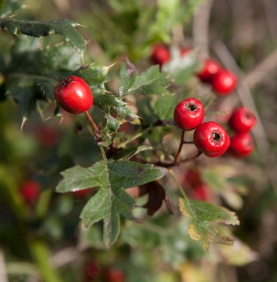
192, 184, 210, 201
54, 76, 93, 114
197, 58, 221, 83
229, 132, 254, 158
205, 133, 230, 157
193, 121, 229, 157
185, 167, 202, 188
20, 179, 40, 205
212, 69, 237, 95
85, 262, 101, 280
228, 107, 256, 133
180, 47, 191, 57
34, 124, 59, 147
104, 268, 125, 282
174, 98, 204, 131
150, 44, 170, 67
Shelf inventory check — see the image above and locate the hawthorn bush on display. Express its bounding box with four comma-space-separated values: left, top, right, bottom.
1, 0, 277, 281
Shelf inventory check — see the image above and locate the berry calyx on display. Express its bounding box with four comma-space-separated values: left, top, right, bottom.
150, 44, 170, 67
197, 58, 221, 83
20, 179, 40, 205
193, 121, 229, 157
174, 98, 204, 131
205, 133, 230, 157
212, 69, 237, 95
228, 107, 256, 133
54, 76, 93, 114
229, 132, 254, 158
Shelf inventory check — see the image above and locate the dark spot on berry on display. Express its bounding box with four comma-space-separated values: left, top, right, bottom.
212, 132, 221, 141
186, 102, 198, 112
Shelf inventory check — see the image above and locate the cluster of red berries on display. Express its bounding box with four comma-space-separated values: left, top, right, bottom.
85, 262, 125, 282
174, 97, 230, 157
227, 107, 256, 158
150, 44, 237, 95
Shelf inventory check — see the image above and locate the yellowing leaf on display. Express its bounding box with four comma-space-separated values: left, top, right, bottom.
179, 198, 239, 251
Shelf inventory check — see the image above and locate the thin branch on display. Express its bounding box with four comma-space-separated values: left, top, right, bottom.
174, 130, 186, 165
0, 250, 8, 282
245, 48, 277, 89
84, 111, 102, 142
192, 0, 214, 59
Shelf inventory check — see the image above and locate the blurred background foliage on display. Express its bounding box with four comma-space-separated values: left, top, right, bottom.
0, 0, 277, 281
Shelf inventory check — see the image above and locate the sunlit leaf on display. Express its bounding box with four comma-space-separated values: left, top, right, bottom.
179, 198, 239, 251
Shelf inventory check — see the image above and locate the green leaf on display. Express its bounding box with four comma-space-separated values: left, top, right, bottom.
162, 48, 199, 84
118, 64, 172, 96
94, 93, 140, 133
76, 64, 109, 95
56, 159, 164, 247
150, 95, 179, 120
179, 198, 239, 251
0, 0, 23, 18
0, 18, 86, 54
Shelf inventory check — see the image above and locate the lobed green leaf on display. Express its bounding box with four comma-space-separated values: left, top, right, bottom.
0, 18, 86, 54
179, 197, 239, 251
56, 159, 163, 247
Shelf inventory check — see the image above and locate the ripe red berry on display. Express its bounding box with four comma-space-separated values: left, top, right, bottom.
228, 107, 256, 133
193, 121, 229, 157
229, 132, 254, 158
20, 180, 40, 205
54, 76, 93, 114
180, 47, 191, 57
205, 133, 230, 157
150, 44, 170, 67
85, 262, 101, 280
185, 167, 202, 188
192, 184, 210, 201
174, 98, 204, 131
35, 124, 59, 147
212, 69, 237, 95
104, 268, 125, 282
197, 58, 221, 83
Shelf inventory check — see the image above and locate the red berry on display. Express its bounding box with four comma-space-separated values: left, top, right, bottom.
85, 262, 101, 280
54, 76, 93, 114
174, 98, 204, 131
185, 167, 202, 188
20, 180, 40, 205
228, 107, 256, 133
229, 132, 254, 158
193, 121, 229, 157
150, 44, 170, 67
104, 269, 125, 282
192, 184, 210, 201
197, 58, 221, 83
180, 47, 191, 57
205, 133, 230, 157
212, 69, 237, 95
35, 124, 59, 147
73, 188, 92, 199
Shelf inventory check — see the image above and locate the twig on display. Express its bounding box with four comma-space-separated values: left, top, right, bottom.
84, 111, 102, 142
174, 130, 185, 165
245, 48, 277, 89
0, 250, 8, 282
192, 0, 214, 59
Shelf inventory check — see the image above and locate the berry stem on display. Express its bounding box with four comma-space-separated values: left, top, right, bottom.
84, 111, 102, 141
174, 130, 186, 165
